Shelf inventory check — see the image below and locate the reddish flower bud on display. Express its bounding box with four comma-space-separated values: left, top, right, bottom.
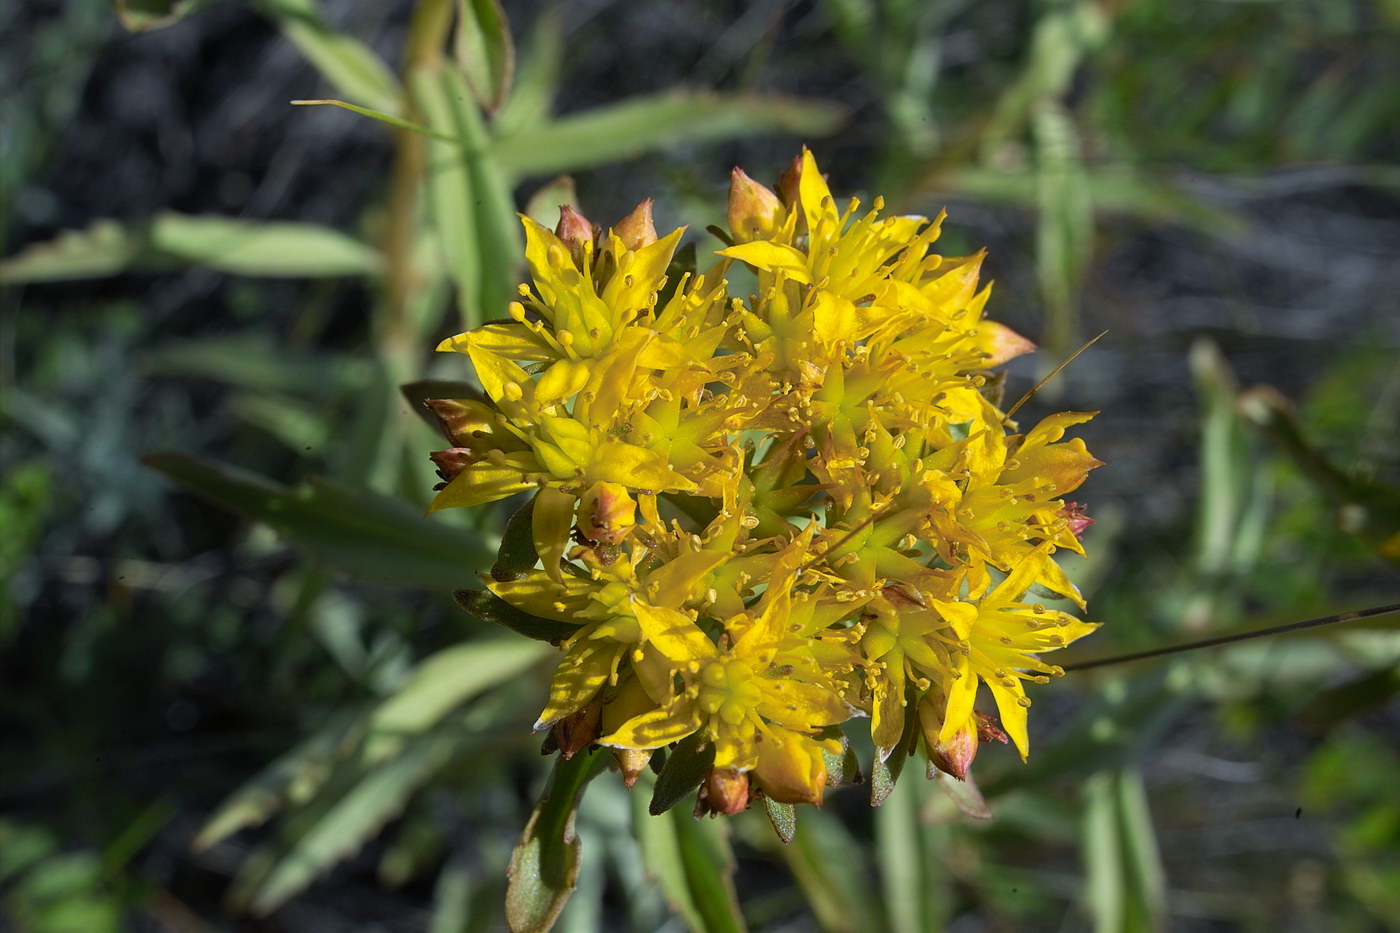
423, 398, 479, 445
552, 702, 602, 760
930, 722, 979, 782
1058, 502, 1094, 539
429, 448, 472, 485
554, 205, 595, 267
614, 199, 658, 249
727, 167, 785, 243
776, 154, 803, 208
699, 767, 750, 816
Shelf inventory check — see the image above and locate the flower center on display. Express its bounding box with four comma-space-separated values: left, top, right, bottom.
698, 659, 763, 726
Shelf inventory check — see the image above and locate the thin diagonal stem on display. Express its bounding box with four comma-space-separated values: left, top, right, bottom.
1061, 603, 1400, 672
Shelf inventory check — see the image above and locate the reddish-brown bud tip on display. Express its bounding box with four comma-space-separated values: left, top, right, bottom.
554, 204, 595, 246
614, 199, 658, 249
429, 448, 472, 484
776, 154, 803, 208
699, 767, 750, 816
614, 748, 653, 789
552, 703, 602, 760
423, 398, 475, 445
727, 166, 785, 243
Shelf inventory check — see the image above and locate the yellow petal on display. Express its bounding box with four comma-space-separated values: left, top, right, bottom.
753, 728, 827, 806
939, 655, 978, 744
984, 677, 1030, 760
798, 148, 837, 245
715, 240, 813, 283
535, 358, 590, 403
931, 599, 979, 640
588, 440, 697, 493
630, 599, 715, 663
535, 640, 618, 729
600, 699, 702, 750
713, 720, 759, 771
756, 679, 854, 730
532, 486, 577, 584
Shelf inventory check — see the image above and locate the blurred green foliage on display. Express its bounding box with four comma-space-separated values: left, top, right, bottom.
2, 0, 1397, 931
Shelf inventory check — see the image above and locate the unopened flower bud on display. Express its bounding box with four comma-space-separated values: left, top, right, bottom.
429, 448, 473, 485
578, 481, 636, 545
423, 398, 479, 445
614, 199, 658, 249
929, 722, 978, 781
613, 748, 652, 789
727, 167, 785, 243
919, 691, 980, 781
776, 154, 803, 208
699, 767, 750, 816
554, 205, 595, 267
1058, 502, 1094, 539
552, 702, 602, 760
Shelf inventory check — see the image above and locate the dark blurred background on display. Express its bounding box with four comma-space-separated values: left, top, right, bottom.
3, 1, 1398, 931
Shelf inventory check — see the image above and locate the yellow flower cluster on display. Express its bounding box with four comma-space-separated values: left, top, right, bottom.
426, 151, 1102, 815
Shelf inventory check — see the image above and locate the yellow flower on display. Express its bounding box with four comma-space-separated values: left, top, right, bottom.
427, 150, 1107, 815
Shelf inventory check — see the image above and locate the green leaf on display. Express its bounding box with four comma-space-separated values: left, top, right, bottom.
768, 807, 878, 933
453, 589, 578, 643
0, 214, 381, 284
255, 0, 402, 112
506, 750, 609, 933
1081, 768, 1165, 933
649, 731, 715, 816
290, 98, 456, 142
493, 11, 563, 136
491, 91, 845, 179
493, 496, 540, 581
819, 727, 862, 786
234, 734, 455, 915
412, 64, 523, 325
111, 0, 204, 31
455, 0, 515, 113
761, 798, 797, 845
363, 638, 551, 763
929, 769, 993, 821
870, 695, 918, 807
144, 452, 492, 589
632, 774, 746, 933
193, 712, 361, 852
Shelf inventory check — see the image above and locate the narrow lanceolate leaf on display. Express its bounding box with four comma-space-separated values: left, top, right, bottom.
412, 64, 523, 325
493, 497, 541, 581
649, 732, 715, 816
111, 0, 203, 31
194, 712, 360, 852
363, 638, 551, 762
0, 214, 381, 284
290, 99, 456, 142
455, 0, 515, 113
632, 773, 747, 933
491, 91, 845, 179
233, 735, 455, 915
506, 750, 609, 933
144, 453, 492, 589
454, 589, 579, 643
256, 0, 402, 113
